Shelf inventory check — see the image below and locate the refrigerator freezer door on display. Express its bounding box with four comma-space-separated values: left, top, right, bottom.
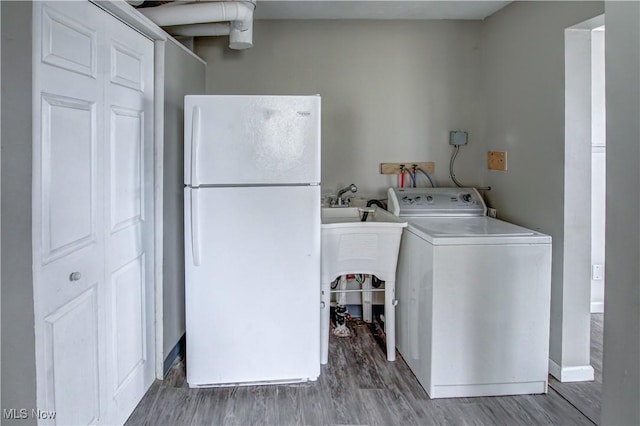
184, 185, 321, 386
185, 95, 321, 186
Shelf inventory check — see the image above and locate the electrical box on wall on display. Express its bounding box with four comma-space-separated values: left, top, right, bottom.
450, 131, 468, 146
488, 151, 507, 171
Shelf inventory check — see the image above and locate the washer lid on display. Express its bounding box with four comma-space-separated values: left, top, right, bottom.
388, 187, 487, 217
406, 216, 552, 245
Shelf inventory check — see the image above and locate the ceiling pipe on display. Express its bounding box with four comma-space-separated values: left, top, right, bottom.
139, 1, 255, 49
228, 13, 253, 49
139, 1, 254, 28
165, 22, 231, 37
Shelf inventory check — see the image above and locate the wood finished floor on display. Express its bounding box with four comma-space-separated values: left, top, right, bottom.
548, 313, 603, 425
126, 317, 601, 426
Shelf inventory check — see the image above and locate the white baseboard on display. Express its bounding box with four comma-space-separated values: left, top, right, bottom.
591, 301, 604, 313
549, 359, 595, 382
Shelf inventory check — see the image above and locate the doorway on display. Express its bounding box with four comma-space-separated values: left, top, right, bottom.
553, 14, 605, 424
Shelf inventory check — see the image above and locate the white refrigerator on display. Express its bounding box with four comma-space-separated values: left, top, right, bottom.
184, 95, 321, 387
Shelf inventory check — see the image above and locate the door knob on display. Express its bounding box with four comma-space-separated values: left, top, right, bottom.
69, 272, 82, 282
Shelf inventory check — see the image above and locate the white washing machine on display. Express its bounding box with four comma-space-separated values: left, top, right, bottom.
388, 187, 552, 399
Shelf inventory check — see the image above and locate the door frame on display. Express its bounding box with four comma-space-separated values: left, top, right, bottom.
556, 14, 604, 382
91, 0, 168, 380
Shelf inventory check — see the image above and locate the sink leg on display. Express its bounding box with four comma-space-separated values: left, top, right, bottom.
362, 275, 372, 323
384, 280, 396, 362
337, 275, 347, 305
320, 278, 331, 364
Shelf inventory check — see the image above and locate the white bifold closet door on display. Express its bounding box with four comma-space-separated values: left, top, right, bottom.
32, 1, 155, 424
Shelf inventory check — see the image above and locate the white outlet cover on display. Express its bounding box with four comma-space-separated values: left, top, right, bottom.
592, 264, 604, 281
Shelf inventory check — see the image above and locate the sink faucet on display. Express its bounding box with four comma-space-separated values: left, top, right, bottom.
336, 184, 357, 206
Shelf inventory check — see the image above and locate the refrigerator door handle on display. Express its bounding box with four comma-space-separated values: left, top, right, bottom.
191, 105, 201, 187
191, 189, 201, 266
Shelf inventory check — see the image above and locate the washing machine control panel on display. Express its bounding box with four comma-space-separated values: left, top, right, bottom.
388, 187, 487, 217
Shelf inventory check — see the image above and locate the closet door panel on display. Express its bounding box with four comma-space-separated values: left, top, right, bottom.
43, 288, 101, 426
33, 2, 108, 424
41, 4, 97, 78
33, 2, 156, 425
103, 13, 155, 425
109, 106, 144, 233
40, 94, 98, 264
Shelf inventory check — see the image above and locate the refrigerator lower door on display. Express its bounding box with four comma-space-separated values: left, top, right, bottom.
184, 185, 321, 386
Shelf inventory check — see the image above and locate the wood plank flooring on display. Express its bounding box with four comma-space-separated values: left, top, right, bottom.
548, 314, 603, 424
126, 318, 598, 425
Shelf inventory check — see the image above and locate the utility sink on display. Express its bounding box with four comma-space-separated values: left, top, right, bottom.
320, 206, 407, 285
322, 206, 403, 225
319, 206, 407, 365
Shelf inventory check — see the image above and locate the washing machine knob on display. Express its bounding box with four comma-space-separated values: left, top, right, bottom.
461, 193, 472, 203
426, 195, 434, 203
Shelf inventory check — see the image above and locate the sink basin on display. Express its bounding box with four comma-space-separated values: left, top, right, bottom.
321, 207, 407, 282
319, 205, 407, 365
322, 206, 402, 225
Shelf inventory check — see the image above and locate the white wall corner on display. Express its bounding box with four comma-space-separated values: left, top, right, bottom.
549, 359, 595, 382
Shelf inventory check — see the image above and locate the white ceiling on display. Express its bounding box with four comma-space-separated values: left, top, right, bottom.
253, 1, 512, 20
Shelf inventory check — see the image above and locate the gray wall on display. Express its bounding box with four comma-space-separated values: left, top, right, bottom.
195, 20, 487, 200
601, 2, 640, 424
479, 1, 604, 373
1, 1, 37, 423
163, 39, 206, 358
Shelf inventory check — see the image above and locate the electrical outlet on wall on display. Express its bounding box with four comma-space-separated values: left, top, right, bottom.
592, 264, 604, 281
